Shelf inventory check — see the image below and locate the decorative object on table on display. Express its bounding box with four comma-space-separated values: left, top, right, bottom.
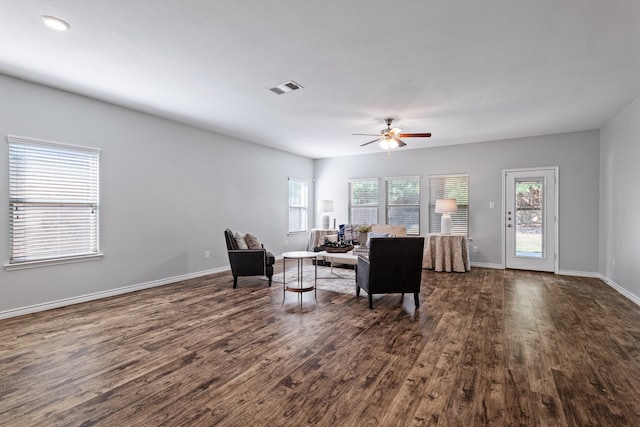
319, 238, 354, 253
338, 224, 407, 245
338, 224, 360, 244
435, 198, 458, 234
357, 224, 372, 246
318, 199, 334, 230
224, 228, 275, 288
356, 237, 425, 309
307, 229, 338, 252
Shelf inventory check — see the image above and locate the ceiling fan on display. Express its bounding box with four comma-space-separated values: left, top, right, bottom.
354, 118, 432, 150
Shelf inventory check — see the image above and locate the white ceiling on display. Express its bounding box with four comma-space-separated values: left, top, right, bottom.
2, 1, 640, 159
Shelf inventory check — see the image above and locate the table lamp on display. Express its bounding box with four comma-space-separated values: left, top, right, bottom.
435, 199, 457, 234
318, 199, 334, 229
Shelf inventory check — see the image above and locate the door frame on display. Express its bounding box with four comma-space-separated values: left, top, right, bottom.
501, 166, 559, 272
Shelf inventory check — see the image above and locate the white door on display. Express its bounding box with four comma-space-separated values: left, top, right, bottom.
504, 168, 557, 272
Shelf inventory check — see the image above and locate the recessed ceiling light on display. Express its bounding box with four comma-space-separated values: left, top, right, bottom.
41, 15, 70, 31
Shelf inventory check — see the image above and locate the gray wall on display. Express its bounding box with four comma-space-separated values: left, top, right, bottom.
600, 95, 640, 301
0, 74, 313, 314
2, 70, 629, 315
315, 130, 600, 273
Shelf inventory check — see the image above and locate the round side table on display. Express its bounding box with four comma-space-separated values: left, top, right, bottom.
282, 251, 318, 305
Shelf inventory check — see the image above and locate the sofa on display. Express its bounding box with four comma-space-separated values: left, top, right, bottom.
310, 224, 407, 267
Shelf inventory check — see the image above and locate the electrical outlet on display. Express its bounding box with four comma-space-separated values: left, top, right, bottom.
472, 246, 478, 253
285, 240, 288, 246
205, 251, 210, 259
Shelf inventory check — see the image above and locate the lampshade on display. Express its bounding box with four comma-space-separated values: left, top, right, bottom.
318, 199, 334, 213
435, 198, 458, 213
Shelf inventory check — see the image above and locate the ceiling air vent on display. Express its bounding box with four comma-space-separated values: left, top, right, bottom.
268, 80, 304, 95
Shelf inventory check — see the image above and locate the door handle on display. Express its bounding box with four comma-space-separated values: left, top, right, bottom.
507, 224, 512, 227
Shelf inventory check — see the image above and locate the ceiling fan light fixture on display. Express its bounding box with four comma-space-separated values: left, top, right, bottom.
356, 117, 431, 151
379, 138, 399, 150
41, 15, 70, 31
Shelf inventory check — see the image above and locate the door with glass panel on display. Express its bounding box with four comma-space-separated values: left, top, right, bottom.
504, 168, 557, 272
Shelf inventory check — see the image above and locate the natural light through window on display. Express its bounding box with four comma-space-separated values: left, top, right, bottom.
288, 177, 308, 233
7, 135, 101, 268
385, 176, 420, 235
515, 179, 543, 257
348, 179, 379, 224
428, 174, 469, 235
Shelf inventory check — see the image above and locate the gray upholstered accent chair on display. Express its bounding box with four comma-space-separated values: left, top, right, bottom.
356, 237, 425, 309
224, 229, 275, 288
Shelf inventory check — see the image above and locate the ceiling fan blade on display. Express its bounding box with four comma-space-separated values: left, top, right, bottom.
353, 133, 382, 136
393, 136, 407, 147
360, 137, 382, 147
398, 132, 432, 138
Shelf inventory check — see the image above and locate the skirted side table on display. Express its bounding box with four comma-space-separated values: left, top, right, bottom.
423, 233, 470, 272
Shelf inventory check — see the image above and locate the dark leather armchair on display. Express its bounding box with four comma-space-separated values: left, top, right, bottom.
224, 229, 275, 288
356, 237, 425, 309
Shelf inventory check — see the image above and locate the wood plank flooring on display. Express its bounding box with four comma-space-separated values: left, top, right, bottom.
1, 264, 639, 426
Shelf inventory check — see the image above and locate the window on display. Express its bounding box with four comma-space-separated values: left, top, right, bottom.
385, 176, 420, 235
288, 177, 308, 233
428, 174, 469, 235
348, 179, 378, 224
8, 135, 101, 268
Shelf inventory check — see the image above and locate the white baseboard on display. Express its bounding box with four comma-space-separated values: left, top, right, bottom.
470, 262, 504, 269
599, 274, 640, 307
0, 266, 231, 320
556, 269, 601, 278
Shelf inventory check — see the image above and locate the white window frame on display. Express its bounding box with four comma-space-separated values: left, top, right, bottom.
288, 177, 309, 233
6, 135, 102, 271
384, 176, 421, 235
428, 173, 469, 235
348, 178, 379, 225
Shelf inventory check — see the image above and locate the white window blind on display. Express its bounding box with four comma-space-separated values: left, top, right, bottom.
385, 176, 420, 235
288, 177, 308, 233
8, 135, 101, 265
428, 174, 469, 235
348, 179, 378, 224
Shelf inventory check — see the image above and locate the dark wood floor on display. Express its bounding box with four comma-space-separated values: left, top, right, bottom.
1, 263, 639, 426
